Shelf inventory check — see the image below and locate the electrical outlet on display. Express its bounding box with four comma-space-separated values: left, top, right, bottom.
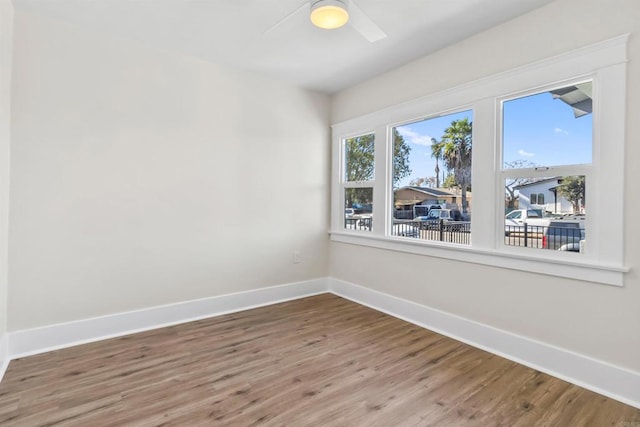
293, 250, 301, 264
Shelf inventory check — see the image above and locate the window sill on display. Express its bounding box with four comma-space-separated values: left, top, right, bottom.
329, 230, 628, 287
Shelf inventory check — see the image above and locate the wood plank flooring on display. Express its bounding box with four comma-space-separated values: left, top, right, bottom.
0, 293, 638, 426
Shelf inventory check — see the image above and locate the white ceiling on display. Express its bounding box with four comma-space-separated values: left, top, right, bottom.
12, 0, 556, 94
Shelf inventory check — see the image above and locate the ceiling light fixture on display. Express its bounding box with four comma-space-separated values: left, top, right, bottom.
310, 0, 349, 30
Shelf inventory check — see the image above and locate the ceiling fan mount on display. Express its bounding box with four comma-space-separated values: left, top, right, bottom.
310, 0, 350, 30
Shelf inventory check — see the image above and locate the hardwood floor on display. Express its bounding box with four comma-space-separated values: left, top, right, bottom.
0, 294, 638, 426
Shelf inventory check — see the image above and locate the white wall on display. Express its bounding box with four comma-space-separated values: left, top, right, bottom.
8, 11, 330, 330
330, 0, 640, 372
0, 0, 14, 364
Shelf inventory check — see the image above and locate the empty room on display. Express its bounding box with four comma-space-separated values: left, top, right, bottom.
0, 0, 639, 425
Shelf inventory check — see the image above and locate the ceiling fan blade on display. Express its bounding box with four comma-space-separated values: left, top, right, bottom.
263, 1, 309, 35
348, 0, 387, 42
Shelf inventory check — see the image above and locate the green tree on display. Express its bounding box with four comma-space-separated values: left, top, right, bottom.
430, 138, 442, 188
344, 131, 411, 206
344, 134, 374, 206
432, 118, 472, 213
557, 175, 585, 213
345, 134, 374, 182
345, 130, 411, 186
393, 129, 411, 186
442, 173, 457, 189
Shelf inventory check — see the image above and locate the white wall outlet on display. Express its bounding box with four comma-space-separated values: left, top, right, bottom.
293, 250, 301, 264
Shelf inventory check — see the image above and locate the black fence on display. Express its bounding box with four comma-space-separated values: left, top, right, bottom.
345, 216, 372, 231
344, 217, 584, 252
504, 223, 585, 251
345, 217, 471, 244
391, 220, 471, 245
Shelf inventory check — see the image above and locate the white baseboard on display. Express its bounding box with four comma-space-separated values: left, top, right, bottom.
328, 277, 640, 410
8, 278, 329, 359
5, 276, 639, 410
0, 333, 8, 383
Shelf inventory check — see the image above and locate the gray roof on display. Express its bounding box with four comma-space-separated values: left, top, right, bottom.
550, 83, 592, 118
397, 186, 455, 197
514, 177, 561, 190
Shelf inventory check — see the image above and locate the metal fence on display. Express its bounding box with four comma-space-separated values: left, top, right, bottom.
504, 223, 585, 250
344, 217, 584, 252
391, 220, 471, 245
345, 217, 372, 231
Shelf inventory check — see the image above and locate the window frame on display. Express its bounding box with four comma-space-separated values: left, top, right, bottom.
497, 78, 594, 256
330, 35, 628, 286
387, 109, 474, 244
338, 132, 376, 233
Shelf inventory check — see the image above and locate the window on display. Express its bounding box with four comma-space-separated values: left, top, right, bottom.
502, 82, 593, 168
529, 193, 545, 205
341, 133, 374, 232
344, 188, 373, 231
501, 82, 591, 254
391, 111, 473, 244
331, 36, 627, 285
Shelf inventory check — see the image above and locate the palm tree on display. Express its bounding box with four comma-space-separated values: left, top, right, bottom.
431, 137, 441, 188
432, 118, 472, 213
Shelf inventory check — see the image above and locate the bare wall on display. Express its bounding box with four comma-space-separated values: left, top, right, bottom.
330, 0, 640, 371
8, 11, 331, 330
0, 0, 14, 350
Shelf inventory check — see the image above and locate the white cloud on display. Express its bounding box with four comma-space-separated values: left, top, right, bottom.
518, 149, 535, 157
554, 127, 569, 135
396, 127, 433, 146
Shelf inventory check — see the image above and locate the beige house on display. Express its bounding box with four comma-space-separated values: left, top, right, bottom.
394, 186, 473, 211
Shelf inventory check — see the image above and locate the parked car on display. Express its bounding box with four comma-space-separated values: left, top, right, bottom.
542, 221, 585, 250
413, 204, 442, 218
427, 208, 463, 221
505, 208, 548, 235
422, 208, 464, 229
345, 208, 373, 230
558, 241, 585, 252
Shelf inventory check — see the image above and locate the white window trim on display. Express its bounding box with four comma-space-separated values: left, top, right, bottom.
330, 34, 629, 287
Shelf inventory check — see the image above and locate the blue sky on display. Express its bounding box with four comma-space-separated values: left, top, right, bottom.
394, 89, 592, 188
395, 110, 472, 188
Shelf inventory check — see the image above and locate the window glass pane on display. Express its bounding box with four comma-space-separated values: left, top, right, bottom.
391, 110, 472, 245
503, 82, 592, 169
344, 134, 374, 182
344, 188, 373, 231
504, 175, 586, 253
